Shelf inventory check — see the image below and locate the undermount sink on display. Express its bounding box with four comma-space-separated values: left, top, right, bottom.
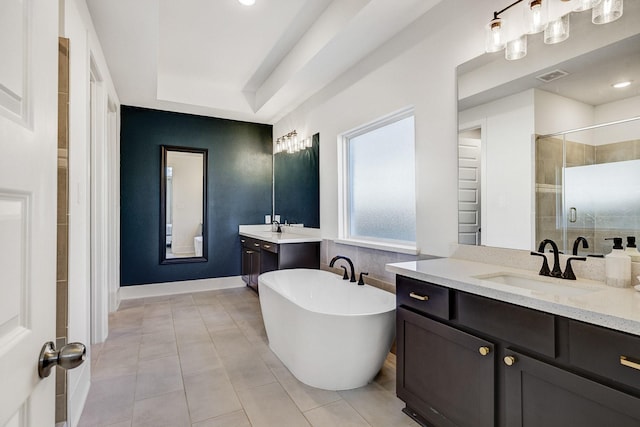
474, 272, 600, 297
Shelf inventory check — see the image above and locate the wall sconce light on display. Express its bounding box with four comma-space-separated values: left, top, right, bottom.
275, 130, 314, 154
485, 0, 623, 60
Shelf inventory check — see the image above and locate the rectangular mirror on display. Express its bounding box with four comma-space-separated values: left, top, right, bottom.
457, 4, 640, 250
273, 133, 320, 228
160, 146, 208, 263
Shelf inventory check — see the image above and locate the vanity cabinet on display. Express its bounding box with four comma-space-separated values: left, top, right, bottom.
240, 239, 261, 292
503, 349, 640, 427
397, 307, 495, 427
240, 236, 320, 293
395, 274, 640, 427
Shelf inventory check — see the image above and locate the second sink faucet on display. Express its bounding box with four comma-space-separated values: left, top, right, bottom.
329, 255, 356, 283
537, 239, 563, 278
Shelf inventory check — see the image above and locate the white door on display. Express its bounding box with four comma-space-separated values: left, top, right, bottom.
458, 135, 482, 245
0, 1, 60, 425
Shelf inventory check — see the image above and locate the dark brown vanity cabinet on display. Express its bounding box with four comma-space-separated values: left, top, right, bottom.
240, 239, 261, 292
503, 350, 640, 427
397, 307, 495, 427
395, 274, 640, 427
240, 236, 320, 293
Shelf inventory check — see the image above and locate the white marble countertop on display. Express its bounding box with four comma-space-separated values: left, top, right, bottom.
239, 225, 322, 244
386, 258, 640, 336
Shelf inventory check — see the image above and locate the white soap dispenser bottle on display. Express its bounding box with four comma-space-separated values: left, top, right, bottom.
624, 236, 640, 262
605, 237, 631, 288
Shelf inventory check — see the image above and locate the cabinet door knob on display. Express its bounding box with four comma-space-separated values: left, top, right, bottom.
620, 355, 640, 371
263, 245, 271, 249
503, 355, 516, 366
254, 243, 260, 247
479, 346, 491, 356
409, 292, 429, 301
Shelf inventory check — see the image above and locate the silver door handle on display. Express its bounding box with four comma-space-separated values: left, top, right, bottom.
38, 341, 86, 378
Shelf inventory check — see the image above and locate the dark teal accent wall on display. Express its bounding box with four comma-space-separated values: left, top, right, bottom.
274, 133, 320, 228
120, 106, 272, 286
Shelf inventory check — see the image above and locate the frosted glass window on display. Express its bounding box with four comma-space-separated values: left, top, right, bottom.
347, 115, 416, 243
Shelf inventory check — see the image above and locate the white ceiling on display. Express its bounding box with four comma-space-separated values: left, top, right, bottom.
86, 0, 441, 124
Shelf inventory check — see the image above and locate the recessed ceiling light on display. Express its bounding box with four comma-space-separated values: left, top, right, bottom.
238, 0, 255, 5
612, 81, 632, 89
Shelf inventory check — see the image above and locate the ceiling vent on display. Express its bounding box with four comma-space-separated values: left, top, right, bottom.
536, 69, 570, 83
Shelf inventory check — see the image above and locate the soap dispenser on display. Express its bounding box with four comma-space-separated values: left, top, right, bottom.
625, 236, 640, 262
605, 237, 631, 288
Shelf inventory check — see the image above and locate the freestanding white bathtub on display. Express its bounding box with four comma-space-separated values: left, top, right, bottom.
258, 268, 396, 390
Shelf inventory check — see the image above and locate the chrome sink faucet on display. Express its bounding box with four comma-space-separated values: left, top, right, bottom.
329, 255, 356, 283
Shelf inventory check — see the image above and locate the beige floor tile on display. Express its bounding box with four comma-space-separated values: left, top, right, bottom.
77, 375, 136, 426
92, 343, 140, 379
201, 310, 237, 333
191, 410, 251, 427
118, 298, 145, 309
237, 382, 311, 427
139, 332, 177, 361
132, 390, 190, 427
82, 288, 406, 427
210, 328, 253, 359
143, 301, 172, 317
135, 355, 184, 401
178, 340, 223, 374
223, 356, 277, 391
304, 400, 371, 427
270, 365, 342, 412
339, 383, 418, 427
170, 294, 195, 308
142, 315, 174, 335
183, 367, 242, 422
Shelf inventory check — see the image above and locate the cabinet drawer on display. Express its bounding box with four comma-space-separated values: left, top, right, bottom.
260, 242, 278, 253
396, 275, 450, 320
457, 293, 556, 358
568, 320, 640, 392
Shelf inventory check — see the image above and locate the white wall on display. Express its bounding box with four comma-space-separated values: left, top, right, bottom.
594, 95, 640, 144
62, 0, 120, 425
460, 90, 536, 250
274, 0, 493, 257
534, 89, 595, 141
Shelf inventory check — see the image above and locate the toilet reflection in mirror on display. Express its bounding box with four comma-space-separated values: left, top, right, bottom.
160, 146, 207, 264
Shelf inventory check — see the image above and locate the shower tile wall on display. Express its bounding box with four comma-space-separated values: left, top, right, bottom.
536, 137, 640, 253
56, 37, 70, 425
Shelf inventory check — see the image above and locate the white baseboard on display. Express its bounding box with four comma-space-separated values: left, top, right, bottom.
119, 276, 245, 300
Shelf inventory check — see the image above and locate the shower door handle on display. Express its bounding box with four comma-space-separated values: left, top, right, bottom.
569, 207, 577, 223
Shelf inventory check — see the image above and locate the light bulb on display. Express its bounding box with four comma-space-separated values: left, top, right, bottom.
573, 0, 601, 12
592, 0, 623, 24
238, 0, 255, 6
505, 35, 527, 60
524, 0, 548, 34
485, 18, 506, 52
544, 14, 570, 44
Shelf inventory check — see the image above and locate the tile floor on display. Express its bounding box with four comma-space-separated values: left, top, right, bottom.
78, 286, 418, 427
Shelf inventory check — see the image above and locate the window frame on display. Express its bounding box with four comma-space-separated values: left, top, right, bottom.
337, 107, 418, 254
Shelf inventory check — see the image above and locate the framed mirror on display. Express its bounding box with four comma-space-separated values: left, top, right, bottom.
160, 146, 208, 264
457, 5, 640, 251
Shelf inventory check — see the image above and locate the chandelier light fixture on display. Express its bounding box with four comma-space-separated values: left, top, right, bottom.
274, 131, 314, 154
485, 0, 623, 60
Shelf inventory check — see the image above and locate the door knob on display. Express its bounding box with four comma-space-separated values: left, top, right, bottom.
38, 341, 86, 378
503, 355, 516, 366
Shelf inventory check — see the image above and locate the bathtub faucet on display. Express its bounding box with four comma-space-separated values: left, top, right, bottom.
329, 256, 356, 283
